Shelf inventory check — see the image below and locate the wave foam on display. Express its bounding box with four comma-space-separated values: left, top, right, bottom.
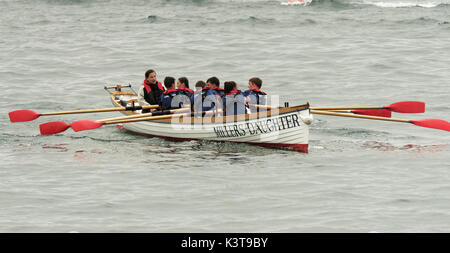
280, 0, 313, 6
280, 0, 448, 8
361, 1, 441, 8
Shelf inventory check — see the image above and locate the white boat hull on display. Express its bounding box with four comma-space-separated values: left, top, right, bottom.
110, 90, 311, 153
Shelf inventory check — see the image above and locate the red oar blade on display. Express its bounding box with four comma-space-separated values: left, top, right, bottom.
9, 110, 41, 122
70, 120, 104, 132
410, 119, 450, 132
386, 101, 425, 113
351, 109, 392, 118
39, 122, 71, 135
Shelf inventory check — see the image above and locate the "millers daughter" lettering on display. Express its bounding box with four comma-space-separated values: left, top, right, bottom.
213, 114, 300, 138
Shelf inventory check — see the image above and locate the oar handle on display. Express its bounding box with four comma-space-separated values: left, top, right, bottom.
104, 84, 132, 90
40, 105, 159, 116
310, 110, 409, 123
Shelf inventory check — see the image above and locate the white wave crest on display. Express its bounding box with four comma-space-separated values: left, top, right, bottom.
361, 1, 441, 8
280, 0, 313, 6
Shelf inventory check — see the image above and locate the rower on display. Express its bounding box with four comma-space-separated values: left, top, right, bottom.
192, 80, 205, 110
193, 76, 225, 114
243, 77, 267, 112
222, 81, 248, 116
195, 80, 206, 91
160, 76, 179, 110
177, 77, 190, 89
175, 76, 194, 109
138, 69, 165, 112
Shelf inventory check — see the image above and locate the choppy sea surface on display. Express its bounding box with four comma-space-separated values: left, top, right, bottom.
0, 0, 449, 232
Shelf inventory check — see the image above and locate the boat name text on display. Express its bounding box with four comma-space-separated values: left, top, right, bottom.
213, 114, 300, 138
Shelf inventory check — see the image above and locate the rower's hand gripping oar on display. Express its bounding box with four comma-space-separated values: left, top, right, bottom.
8, 104, 159, 122
310, 110, 450, 132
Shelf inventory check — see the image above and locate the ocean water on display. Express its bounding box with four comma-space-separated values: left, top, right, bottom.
0, 0, 449, 232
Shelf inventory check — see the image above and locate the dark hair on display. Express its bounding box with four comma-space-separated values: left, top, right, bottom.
249, 77, 262, 89
224, 81, 237, 94
206, 76, 220, 88
195, 80, 206, 89
178, 77, 189, 89
145, 69, 155, 79
164, 76, 175, 89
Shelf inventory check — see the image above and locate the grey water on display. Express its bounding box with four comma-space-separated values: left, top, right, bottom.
0, 0, 449, 232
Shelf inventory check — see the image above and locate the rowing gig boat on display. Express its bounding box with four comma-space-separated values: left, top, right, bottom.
107, 87, 313, 153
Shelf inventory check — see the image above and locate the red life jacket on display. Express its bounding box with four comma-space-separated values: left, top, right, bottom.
177, 88, 194, 94
250, 88, 266, 95
143, 80, 165, 94
212, 87, 224, 92
225, 90, 242, 96
201, 87, 225, 96
163, 88, 178, 95
201, 87, 225, 101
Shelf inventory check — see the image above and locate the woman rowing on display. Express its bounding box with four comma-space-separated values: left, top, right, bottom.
222, 81, 248, 116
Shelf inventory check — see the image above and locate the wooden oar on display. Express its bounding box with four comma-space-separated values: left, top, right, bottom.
310, 110, 450, 132
325, 109, 392, 118
250, 101, 425, 114
39, 108, 225, 135
39, 108, 188, 135
100, 107, 191, 122
9, 104, 159, 122
249, 105, 391, 117
311, 101, 425, 113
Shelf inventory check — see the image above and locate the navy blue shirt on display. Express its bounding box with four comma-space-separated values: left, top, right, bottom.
222, 90, 248, 116
194, 88, 225, 113
160, 88, 195, 110
243, 89, 267, 105
160, 89, 179, 110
